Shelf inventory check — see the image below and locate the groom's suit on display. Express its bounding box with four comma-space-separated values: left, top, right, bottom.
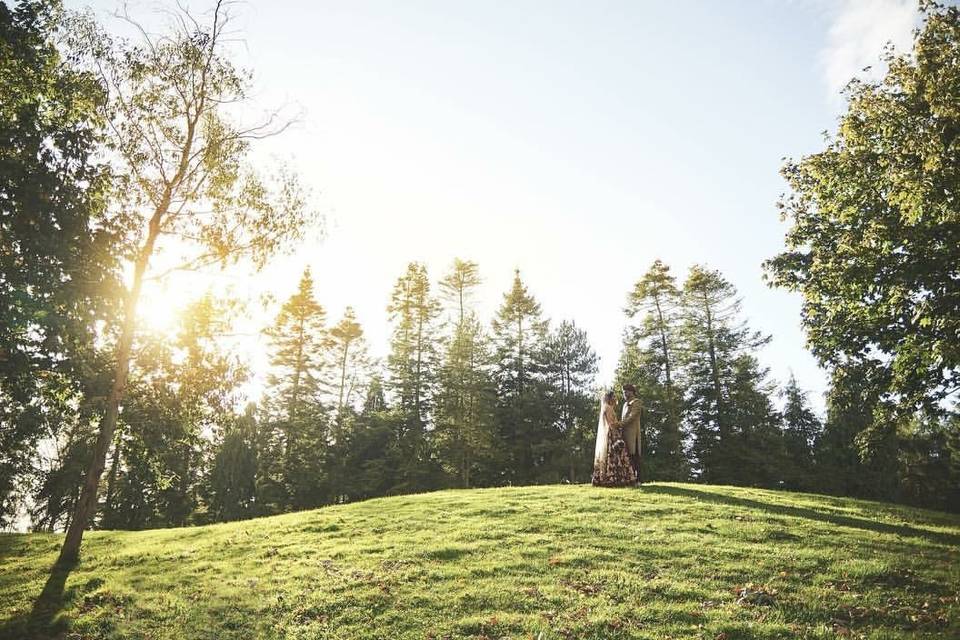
620, 398, 642, 458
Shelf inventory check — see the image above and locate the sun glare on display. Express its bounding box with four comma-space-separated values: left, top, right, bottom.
137, 287, 184, 336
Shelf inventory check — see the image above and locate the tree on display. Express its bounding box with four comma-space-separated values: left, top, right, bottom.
764, 2, 960, 418
439, 259, 482, 326
680, 266, 775, 483
780, 374, 822, 490
262, 268, 330, 510
434, 260, 495, 487
435, 314, 497, 487
542, 321, 598, 483
386, 263, 440, 432
491, 269, 549, 483
60, 2, 314, 562
621, 260, 686, 480
206, 406, 258, 522
264, 268, 329, 422
99, 295, 246, 529
385, 263, 442, 490
329, 307, 370, 434
0, 0, 119, 528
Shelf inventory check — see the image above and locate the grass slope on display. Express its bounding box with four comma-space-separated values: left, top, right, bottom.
1, 483, 958, 640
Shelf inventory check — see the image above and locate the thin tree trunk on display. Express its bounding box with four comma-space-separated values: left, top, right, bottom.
59, 218, 161, 564
703, 293, 725, 441
103, 434, 123, 512
336, 341, 349, 440
653, 294, 672, 387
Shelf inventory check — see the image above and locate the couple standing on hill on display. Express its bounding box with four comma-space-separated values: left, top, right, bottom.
592, 384, 642, 487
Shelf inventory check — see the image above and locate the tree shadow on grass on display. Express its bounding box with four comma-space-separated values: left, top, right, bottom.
642, 485, 960, 547
0, 560, 77, 640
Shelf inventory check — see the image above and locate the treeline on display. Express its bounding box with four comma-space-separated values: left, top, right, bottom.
26, 255, 960, 535
619, 261, 959, 511
25, 262, 602, 529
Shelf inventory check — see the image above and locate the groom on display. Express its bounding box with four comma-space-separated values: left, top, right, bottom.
621, 384, 642, 482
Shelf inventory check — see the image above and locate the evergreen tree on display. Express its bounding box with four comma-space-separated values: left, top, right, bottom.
435, 260, 496, 487
329, 307, 370, 433
814, 366, 881, 497
680, 266, 776, 483
542, 320, 598, 483
622, 260, 687, 480
436, 315, 497, 487
491, 269, 549, 483
780, 374, 822, 490
262, 268, 331, 510
387, 263, 441, 431
386, 263, 442, 490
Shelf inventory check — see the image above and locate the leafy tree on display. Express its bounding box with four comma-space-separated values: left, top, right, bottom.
0, 0, 119, 528
99, 296, 246, 529
764, 2, 960, 418
491, 269, 549, 483
206, 406, 258, 522
59, 1, 314, 561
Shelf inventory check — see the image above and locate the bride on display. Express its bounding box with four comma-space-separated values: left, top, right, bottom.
592, 390, 638, 487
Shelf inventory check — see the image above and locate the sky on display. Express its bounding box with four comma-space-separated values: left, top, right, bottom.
71, 0, 922, 413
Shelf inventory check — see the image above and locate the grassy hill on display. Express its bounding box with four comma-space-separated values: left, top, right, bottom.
1, 483, 958, 640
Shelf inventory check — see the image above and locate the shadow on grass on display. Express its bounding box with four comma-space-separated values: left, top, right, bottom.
643, 485, 960, 547
0, 560, 76, 640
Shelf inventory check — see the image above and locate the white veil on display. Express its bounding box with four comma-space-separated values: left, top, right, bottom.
594, 396, 609, 468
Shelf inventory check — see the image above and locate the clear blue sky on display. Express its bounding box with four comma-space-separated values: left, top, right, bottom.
74, 0, 921, 412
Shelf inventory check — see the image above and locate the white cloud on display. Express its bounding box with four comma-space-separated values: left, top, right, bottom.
821, 0, 919, 98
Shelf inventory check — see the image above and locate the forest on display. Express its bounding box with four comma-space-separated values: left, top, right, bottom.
1, 0, 958, 565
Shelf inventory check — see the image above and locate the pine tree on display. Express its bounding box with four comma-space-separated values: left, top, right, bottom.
679, 266, 775, 483
436, 315, 497, 487
621, 260, 686, 480
439, 259, 482, 326
386, 263, 441, 432
435, 260, 495, 487
780, 374, 822, 490
386, 263, 442, 490
329, 307, 370, 435
262, 268, 331, 509
491, 269, 549, 483
542, 320, 598, 483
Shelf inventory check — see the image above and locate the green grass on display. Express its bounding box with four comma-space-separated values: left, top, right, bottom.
1, 483, 958, 639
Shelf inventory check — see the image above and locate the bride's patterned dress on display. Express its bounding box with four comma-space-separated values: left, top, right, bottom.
592, 426, 637, 487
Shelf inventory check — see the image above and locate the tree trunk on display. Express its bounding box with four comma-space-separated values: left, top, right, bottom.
58, 221, 160, 564
703, 293, 725, 441
653, 294, 672, 387
103, 434, 123, 512
336, 341, 349, 441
